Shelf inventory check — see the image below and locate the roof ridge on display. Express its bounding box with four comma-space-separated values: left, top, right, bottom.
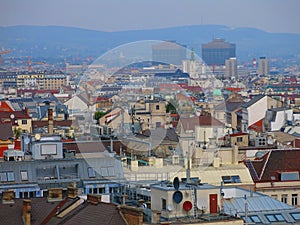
259, 150, 272, 180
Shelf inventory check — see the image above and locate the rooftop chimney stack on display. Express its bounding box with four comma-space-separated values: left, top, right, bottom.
22, 199, 31, 225
48, 108, 54, 135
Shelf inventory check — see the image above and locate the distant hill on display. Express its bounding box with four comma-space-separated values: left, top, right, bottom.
0, 25, 300, 61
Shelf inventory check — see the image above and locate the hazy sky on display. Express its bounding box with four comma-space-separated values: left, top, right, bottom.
1, 0, 300, 33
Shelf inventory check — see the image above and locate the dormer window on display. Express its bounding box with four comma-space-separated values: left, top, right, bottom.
278, 171, 299, 181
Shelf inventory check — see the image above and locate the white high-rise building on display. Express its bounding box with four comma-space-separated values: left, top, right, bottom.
257, 57, 269, 75
225, 57, 237, 79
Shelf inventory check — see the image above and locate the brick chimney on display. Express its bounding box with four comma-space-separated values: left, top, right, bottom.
118, 205, 143, 225
87, 194, 102, 205
47, 188, 63, 202
25, 107, 30, 116
48, 108, 54, 135
151, 210, 161, 224
22, 199, 31, 225
67, 183, 78, 199
2, 190, 15, 204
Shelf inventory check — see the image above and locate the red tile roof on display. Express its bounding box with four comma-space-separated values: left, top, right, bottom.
0, 101, 13, 112
180, 114, 224, 131
248, 149, 300, 182
32, 120, 72, 128
0, 110, 31, 120
248, 119, 263, 132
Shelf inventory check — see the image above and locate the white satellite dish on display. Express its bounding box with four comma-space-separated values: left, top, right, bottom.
167, 204, 174, 212
24, 137, 30, 144
197, 200, 206, 210
10, 114, 15, 119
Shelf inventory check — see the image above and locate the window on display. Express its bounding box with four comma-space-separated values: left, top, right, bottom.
279, 172, 299, 181
265, 214, 285, 222
291, 212, 300, 220
231, 175, 241, 183
21, 171, 28, 181
0, 172, 14, 182
41, 144, 57, 155
281, 194, 288, 204
22, 120, 27, 125
156, 105, 160, 110
0, 172, 7, 182
292, 194, 298, 206
250, 215, 261, 223
87, 167, 96, 178
236, 137, 243, 142
271, 194, 277, 200
108, 167, 115, 176
161, 198, 166, 210
241, 216, 252, 223
7, 172, 14, 181
222, 175, 241, 184
101, 168, 108, 176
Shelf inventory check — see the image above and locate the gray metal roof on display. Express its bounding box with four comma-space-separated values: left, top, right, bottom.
224, 195, 300, 224
241, 94, 265, 108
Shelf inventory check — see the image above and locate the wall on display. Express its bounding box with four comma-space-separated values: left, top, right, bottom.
247, 96, 267, 127
151, 186, 220, 219
255, 181, 300, 207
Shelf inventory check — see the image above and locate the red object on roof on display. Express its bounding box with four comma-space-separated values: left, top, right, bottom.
226, 87, 243, 92
230, 132, 248, 137
183, 201, 193, 211
248, 119, 263, 132
0, 101, 13, 112
14, 140, 21, 150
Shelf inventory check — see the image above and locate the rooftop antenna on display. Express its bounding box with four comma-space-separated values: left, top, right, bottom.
186, 142, 193, 184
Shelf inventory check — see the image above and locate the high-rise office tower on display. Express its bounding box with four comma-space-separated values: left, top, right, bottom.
257, 57, 269, 75
225, 57, 237, 79
201, 38, 236, 66
152, 41, 187, 65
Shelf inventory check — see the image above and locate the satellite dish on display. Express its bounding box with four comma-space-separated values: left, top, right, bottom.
10, 114, 15, 119
183, 201, 193, 211
24, 137, 30, 144
197, 200, 206, 210
35, 134, 41, 141
167, 204, 174, 212
173, 177, 179, 190
173, 191, 183, 204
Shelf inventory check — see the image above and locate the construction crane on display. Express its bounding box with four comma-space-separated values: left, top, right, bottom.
0, 49, 12, 67
27, 56, 46, 71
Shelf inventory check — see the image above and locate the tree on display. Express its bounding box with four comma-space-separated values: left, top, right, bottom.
94, 111, 106, 121
166, 102, 177, 114
13, 127, 22, 139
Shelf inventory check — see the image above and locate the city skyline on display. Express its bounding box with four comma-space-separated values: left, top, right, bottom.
1, 0, 300, 34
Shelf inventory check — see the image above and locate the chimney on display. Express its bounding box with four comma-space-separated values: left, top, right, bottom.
22, 199, 31, 225
2, 190, 15, 204
87, 194, 102, 205
118, 205, 143, 225
151, 210, 161, 224
25, 107, 30, 116
232, 145, 239, 165
47, 188, 63, 202
48, 108, 54, 135
67, 183, 78, 199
